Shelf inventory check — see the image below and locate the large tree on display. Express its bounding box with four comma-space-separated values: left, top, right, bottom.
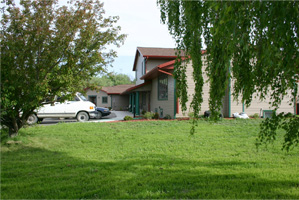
89, 72, 135, 87
1, 0, 126, 136
158, 1, 299, 150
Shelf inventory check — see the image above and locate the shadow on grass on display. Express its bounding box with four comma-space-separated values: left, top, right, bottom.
1, 146, 298, 199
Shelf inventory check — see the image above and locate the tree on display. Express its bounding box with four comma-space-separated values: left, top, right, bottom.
1, 0, 126, 137
89, 72, 134, 87
158, 1, 299, 150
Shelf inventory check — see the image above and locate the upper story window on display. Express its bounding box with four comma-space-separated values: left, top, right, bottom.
158, 74, 168, 100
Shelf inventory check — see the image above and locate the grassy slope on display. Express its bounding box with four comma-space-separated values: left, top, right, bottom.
1, 119, 298, 199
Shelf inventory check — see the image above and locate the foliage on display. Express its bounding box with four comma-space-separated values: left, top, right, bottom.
123, 116, 133, 121
250, 113, 260, 119
88, 72, 134, 87
158, 1, 299, 149
141, 110, 147, 116
143, 112, 154, 119
1, 0, 125, 136
163, 114, 172, 119
257, 113, 299, 151
1, 120, 299, 199
153, 112, 160, 119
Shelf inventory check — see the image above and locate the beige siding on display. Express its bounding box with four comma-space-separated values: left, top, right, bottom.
111, 95, 130, 111
135, 53, 145, 85
176, 57, 210, 118
85, 89, 111, 108
146, 59, 174, 72
150, 74, 175, 118
230, 79, 295, 117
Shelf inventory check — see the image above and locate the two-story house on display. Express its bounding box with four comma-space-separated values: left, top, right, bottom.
123, 47, 298, 118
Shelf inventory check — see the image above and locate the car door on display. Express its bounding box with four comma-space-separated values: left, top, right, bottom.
37, 102, 66, 118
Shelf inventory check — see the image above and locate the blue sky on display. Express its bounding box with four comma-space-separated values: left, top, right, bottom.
101, 0, 176, 80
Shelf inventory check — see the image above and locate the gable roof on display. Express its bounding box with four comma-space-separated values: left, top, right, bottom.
102, 84, 134, 95
133, 47, 183, 71
121, 81, 152, 95
140, 50, 207, 80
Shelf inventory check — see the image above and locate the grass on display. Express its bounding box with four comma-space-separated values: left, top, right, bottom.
1, 119, 299, 199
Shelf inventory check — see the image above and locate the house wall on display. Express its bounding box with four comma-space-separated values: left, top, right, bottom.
111, 95, 130, 111
85, 90, 111, 108
146, 59, 174, 72
135, 53, 145, 85
230, 79, 295, 117
150, 74, 175, 118
175, 57, 295, 118
176, 58, 210, 118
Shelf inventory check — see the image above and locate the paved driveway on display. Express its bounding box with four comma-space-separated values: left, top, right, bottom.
40, 111, 134, 126
96, 111, 133, 122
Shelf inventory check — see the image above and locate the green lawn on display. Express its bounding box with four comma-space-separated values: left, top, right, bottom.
1, 119, 298, 199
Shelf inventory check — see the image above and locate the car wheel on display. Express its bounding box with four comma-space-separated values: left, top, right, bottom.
77, 112, 89, 122
97, 112, 102, 119
27, 114, 38, 125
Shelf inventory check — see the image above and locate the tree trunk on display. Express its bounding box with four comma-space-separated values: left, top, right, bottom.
9, 118, 19, 137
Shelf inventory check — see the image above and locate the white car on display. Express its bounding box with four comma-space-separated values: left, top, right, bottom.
27, 93, 100, 124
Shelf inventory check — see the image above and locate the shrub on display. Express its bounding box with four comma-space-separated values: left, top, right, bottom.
250, 113, 260, 119
164, 114, 172, 119
141, 110, 146, 116
153, 112, 159, 119
124, 116, 133, 121
144, 112, 154, 119
188, 112, 194, 119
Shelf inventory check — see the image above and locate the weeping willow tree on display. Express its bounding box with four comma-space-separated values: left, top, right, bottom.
158, 1, 299, 151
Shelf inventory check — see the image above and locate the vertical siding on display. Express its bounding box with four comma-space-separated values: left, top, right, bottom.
111, 95, 130, 111
146, 59, 174, 72
230, 78, 295, 117
135, 54, 145, 85
85, 90, 111, 108
176, 56, 210, 118
150, 75, 175, 118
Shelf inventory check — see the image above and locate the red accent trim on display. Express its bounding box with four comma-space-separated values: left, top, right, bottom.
143, 55, 177, 59
121, 81, 152, 94
107, 93, 120, 95
177, 98, 179, 114
158, 69, 173, 76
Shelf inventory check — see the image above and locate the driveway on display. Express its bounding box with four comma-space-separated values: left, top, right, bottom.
96, 111, 133, 123
40, 111, 133, 126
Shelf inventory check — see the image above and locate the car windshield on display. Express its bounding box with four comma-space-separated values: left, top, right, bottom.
77, 93, 88, 101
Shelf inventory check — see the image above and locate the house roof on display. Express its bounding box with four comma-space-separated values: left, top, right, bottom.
133, 47, 184, 71
102, 84, 135, 95
121, 81, 152, 95
140, 50, 207, 80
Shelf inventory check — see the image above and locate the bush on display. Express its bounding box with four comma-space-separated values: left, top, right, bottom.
153, 112, 159, 119
250, 113, 260, 119
144, 112, 154, 119
123, 116, 133, 121
188, 112, 194, 119
141, 110, 147, 116
164, 114, 172, 119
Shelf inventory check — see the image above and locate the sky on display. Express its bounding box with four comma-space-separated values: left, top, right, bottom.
101, 0, 176, 80
8, 0, 176, 80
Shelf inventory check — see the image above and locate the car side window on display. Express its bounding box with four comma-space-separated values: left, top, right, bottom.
73, 96, 80, 101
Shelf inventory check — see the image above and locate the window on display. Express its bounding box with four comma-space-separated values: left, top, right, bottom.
102, 96, 108, 104
158, 74, 168, 100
